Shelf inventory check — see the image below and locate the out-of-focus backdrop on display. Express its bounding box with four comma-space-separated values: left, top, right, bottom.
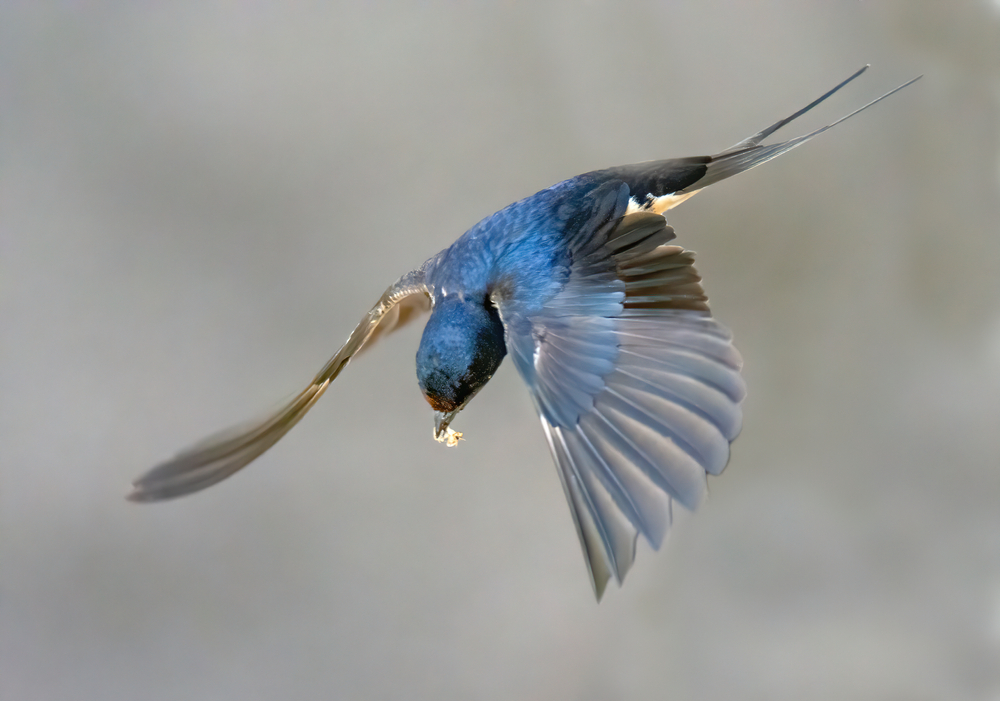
3, 2, 998, 699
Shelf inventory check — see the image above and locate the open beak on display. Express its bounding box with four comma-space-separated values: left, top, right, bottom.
433, 410, 463, 447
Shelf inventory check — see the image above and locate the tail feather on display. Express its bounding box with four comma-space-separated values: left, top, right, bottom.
723, 65, 870, 152
685, 68, 922, 192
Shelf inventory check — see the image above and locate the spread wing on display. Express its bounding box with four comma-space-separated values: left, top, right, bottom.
502, 67, 920, 597
503, 182, 746, 599
128, 272, 430, 502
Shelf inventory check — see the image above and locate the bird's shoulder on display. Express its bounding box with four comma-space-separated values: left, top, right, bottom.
425, 164, 697, 314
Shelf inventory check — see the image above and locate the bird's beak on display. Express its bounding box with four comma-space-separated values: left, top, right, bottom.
433, 410, 463, 447
433, 410, 455, 437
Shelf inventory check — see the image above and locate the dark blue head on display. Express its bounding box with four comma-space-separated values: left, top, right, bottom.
416, 295, 506, 431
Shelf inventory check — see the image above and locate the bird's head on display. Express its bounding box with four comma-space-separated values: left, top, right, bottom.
416, 295, 506, 441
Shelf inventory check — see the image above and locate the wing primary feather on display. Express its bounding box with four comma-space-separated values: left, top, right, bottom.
614, 365, 742, 440
541, 419, 614, 599
607, 379, 729, 475
561, 431, 638, 582
563, 427, 654, 552
600, 387, 713, 507
581, 410, 672, 548
612, 327, 740, 365
594, 396, 708, 510
618, 347, 746, 403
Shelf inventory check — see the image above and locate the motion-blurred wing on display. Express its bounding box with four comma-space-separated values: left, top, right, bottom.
504, 183, 745, 599
357, 291, 432, 354
128, 272, 430, 502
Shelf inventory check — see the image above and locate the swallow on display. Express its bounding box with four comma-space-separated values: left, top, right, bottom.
129, 66, 919, 599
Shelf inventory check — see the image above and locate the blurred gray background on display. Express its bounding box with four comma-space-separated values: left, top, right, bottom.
3, 2, 999, 699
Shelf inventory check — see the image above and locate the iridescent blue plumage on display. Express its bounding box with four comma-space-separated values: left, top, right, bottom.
129, 67, 919, 599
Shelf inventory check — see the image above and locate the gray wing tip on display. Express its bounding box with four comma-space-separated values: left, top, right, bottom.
126, 455, 230, 502
126, 466, 178, 503
128, 277, 429, 505
128, 455, 178, 500
591, 568, 611, 601
126, 483, 174, 503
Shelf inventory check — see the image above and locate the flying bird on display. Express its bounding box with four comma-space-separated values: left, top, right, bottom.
129, 66, 919, 599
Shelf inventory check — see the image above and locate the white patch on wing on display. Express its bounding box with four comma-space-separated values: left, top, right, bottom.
625, 189, 702, 216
